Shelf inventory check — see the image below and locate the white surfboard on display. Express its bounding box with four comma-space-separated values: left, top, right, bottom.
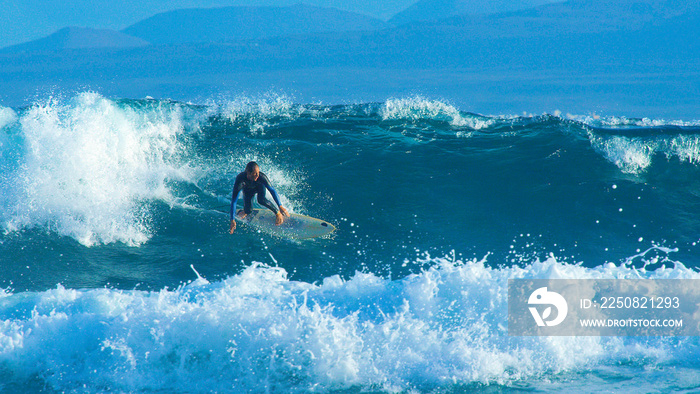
236, 209, 335, 239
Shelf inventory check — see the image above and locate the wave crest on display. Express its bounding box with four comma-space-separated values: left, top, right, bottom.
2, 93, 193, 246
380, 96, 494, 130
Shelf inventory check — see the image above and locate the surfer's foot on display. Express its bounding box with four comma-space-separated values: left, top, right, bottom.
236, 210, 247, 219
275, 212, 284, 225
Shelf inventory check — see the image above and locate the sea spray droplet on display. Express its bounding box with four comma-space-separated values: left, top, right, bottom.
0, 106, 18, 130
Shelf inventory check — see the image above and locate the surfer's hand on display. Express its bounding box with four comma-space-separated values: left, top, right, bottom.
275, 211, 285, 225
279, 206, 289, 217
229, 220, 236, 234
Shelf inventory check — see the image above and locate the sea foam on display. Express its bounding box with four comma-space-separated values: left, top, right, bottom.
0, 252, 697, 393
1, 93, 194, 246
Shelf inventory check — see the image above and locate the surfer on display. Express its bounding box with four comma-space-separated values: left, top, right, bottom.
229, 161, 289, 234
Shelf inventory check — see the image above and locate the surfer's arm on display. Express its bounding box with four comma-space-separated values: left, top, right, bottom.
257, 173, 282, 206
229, 180, 245, 233
259, 173, 288, 216
230, 177, 244, 221
265, 184, 282, 208
265, 184, 289, 219
230, 190, 241, 221
229, 191, 241, 234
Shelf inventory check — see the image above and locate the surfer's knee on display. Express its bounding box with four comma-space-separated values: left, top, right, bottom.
257, 195, 275, 211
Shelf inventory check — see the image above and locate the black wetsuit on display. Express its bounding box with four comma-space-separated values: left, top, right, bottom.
230, 171, 282, 220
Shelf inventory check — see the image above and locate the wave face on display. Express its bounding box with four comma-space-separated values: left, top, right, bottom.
1, 93, 700, 392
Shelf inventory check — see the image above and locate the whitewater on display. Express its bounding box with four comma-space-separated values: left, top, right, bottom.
1, 92, 700, 392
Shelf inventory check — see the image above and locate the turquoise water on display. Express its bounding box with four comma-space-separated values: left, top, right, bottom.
1, 93, 700, 392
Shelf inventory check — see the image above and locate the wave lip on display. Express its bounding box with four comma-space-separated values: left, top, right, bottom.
586, 130, 700, 175
204, 94, 326, 134
566, 113, 700, 128
379, 96, 495, 130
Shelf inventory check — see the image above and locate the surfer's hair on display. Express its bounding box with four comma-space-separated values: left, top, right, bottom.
245, 161, 260, 173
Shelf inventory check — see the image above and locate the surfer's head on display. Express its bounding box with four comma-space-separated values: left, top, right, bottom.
245, 161, 260, 181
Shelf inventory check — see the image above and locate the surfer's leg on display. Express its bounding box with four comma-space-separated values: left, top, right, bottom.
256, 186, 279, 214
243, 189, 255, 214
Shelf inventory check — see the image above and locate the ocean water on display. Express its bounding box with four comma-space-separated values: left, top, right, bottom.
1, 92, 700, 392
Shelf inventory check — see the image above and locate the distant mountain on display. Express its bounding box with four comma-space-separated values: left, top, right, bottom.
122, 4, 389, 45
389, 0, 562, 25
390, 0, 700, 30
241, 0, 700, 71
432, 0, 700, 37
1, 27, 149, 53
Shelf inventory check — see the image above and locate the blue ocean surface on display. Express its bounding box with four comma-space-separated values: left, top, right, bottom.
1, 92, 700, 392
